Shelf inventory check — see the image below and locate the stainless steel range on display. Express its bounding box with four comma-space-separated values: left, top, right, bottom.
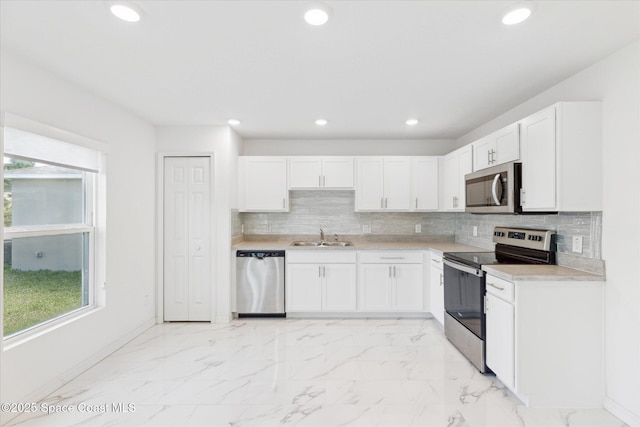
442, 227, 555, 373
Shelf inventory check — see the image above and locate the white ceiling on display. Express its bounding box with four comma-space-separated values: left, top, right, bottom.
1, 1, 638, 140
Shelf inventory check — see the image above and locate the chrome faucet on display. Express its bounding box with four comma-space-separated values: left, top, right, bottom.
320, 228, 325, 242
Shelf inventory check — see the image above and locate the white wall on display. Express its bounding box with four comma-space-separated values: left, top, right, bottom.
156, 126, 242, 323
456, 41, 640, 424
0, 50, 157, 416
243, 138, 456, 156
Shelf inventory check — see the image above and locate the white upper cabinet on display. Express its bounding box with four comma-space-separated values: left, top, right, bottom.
356, 157, 412, 211
519, 102, 602, 212
289, 156, 354, 189
383, 157, 412, 210
238, 156, 289, 212
412, 157, 439, 211
440, 145, 473, 211
473, 123, 520, 171
356, 156, 438, 212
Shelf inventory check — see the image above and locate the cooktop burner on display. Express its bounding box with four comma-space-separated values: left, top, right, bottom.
443, 251, 506, 268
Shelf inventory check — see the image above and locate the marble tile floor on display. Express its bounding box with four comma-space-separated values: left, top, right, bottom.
7, 318, 627, 427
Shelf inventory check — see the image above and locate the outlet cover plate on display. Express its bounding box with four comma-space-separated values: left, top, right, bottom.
572, 236, 583, 253
363, 225, 372, 234
415, 224, 422, 233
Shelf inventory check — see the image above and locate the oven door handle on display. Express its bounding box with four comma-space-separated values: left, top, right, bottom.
443, 258, 484, 277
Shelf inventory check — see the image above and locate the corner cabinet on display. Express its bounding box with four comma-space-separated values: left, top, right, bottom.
289, 156, 354, 189
286, 251, 357, 312
357, 251, 424, 312
238, 156, 288, 212
440, 145, 472, 211
472, 123, 520, 171
484, 273, 604, 407
519, 102, 602, 212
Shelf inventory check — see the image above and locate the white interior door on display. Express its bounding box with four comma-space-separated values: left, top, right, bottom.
164, 156, 211, 321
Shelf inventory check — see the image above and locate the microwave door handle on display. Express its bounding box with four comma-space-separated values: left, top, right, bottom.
491, 174, 502, 206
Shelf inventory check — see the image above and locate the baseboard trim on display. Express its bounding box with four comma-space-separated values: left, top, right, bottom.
2, 318, 155, 425
604, 397, 640, 427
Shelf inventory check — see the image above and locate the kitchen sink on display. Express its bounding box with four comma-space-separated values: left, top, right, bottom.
290, 241, 354, 247
290, 241, 320, 246
318, 241, 353, 247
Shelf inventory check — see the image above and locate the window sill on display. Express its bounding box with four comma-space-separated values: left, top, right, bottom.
2, 305, 105, 351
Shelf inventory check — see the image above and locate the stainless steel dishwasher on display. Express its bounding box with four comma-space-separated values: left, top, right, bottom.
236, 250, 285, 317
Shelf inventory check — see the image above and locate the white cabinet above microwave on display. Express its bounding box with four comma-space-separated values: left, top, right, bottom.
472, 123, 520, 172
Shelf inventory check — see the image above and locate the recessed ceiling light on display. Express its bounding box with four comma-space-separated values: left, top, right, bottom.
501, 3, 534, 25
228, 119, 241, 126
108, 1, 143, 22
304, 3, 332, 26
315, 119, 328, 126
406, 119, 419, 126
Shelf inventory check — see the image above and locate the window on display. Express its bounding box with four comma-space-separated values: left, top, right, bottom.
2, 123, 104, 338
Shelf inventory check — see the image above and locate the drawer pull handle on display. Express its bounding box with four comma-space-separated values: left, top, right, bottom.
381, 257, 405, 260
488, 282, 505, 291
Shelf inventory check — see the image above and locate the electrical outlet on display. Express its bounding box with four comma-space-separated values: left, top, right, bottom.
473, 226, 478, 237
362, 224, 372, 234
267, 223, 272, 233
241, 223, 244, 234
572, 236, 583, 253
415, 224, 422, 233
144, 293, 150, 306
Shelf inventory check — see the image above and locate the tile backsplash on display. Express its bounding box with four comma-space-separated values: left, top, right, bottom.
239, 191, 603, 272
242, 191, 455, 238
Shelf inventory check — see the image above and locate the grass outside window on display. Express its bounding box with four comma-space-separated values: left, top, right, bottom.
3, 266, 82, 336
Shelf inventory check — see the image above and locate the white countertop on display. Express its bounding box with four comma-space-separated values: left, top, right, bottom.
483, 264, 605, 281
233, 239, 605, 280
233, 240, 488, 255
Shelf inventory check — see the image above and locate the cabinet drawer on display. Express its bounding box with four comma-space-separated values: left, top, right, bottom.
287, 250, 357, 264
358, 251, 423, 264
485, 275, 514, 302
429, 253, 443, 268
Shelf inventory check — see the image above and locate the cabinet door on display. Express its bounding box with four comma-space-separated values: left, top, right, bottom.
442, 153, 458, 210
358, 264, 392, 311
289, 157, 322, 189
473, 135, 494, 171
457, 146, 473, 210
323, 263, 357, 311
383, 157, 412, 210
520, 106, 557, 211
240, 157, 288, 211
322, 157, 354, 188
486, 293, 515, 389
393, 264, 424, 311
412, 157, 439, 211
356, 157, 385, 210
429, 261, 444, 324
494, 123, 520, 165
286, 264, 322, 311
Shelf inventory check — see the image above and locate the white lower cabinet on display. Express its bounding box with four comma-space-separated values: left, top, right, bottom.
286, 251, 356, 312
428, 253, 444, 325
485, 276, 515, 389
484, 273, 604, 407
357, 252, 424, 312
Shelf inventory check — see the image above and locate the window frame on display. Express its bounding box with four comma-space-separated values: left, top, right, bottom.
1, 115, 107, 343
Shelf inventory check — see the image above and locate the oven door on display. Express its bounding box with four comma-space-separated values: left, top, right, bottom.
443, 258, 485, 339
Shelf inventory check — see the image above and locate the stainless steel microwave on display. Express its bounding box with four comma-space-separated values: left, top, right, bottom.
465, 162, 522, 214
